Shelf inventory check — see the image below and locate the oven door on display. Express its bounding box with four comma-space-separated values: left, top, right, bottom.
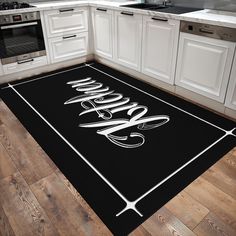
0, 20, 46, 64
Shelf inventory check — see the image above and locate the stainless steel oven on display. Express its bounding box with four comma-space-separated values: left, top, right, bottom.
0, 11, 46, 65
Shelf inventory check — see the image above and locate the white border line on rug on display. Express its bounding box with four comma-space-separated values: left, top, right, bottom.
3, 63, 236, 218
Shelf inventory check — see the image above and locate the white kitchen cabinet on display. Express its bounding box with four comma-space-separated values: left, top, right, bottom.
114, 10, 142, 71
142, 16, 179, 85
48, 32, 88, 64
42, 7, 89, 64
175, 32, 235, 102
2, 56, 48, 75
91, 7, 113, 60
44, 7, 88, 38
225, 52, 236, 110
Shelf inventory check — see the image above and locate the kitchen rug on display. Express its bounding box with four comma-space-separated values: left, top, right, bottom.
0, 62, 235, 236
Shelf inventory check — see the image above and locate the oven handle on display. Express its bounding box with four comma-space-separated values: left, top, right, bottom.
1, 22, 38, 30
17, 58, 34, 64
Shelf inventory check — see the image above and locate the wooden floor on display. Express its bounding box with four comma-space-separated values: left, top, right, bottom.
0, 99, 236, 236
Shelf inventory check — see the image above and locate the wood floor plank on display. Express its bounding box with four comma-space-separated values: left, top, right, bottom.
55, 169, 112, 235
165, 191, 209, 230
0, 124, 53, 185
129, 225, 152, 236
0, 142, 17, 180
0, 101, 57, 174
30, 172, 112, 236
142, 207, 196, 236
0, 205, 15, 236
193, 212, 236, 236
0, 172, 59, 236
185, 177, 236, 232
202, 163, 236, 200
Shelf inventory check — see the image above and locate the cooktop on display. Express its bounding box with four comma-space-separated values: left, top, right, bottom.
0, 1, 35, 10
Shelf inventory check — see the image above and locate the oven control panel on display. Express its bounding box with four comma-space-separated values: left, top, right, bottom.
0, 11, 40, 25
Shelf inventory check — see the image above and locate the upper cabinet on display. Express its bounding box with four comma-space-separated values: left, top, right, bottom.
91, 7, 114, 60
44, 7, 88, 38
175, 33, 235, 102
114, 10, 142, 71
225, 51, 236, 110
142, 16, 179, 85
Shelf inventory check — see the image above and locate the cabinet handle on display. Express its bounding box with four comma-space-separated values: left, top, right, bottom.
17, 59, 34, 64
96, 8, 107, 12
199, 28, 214, 34
63, 35, 77, 40
151, 16, 168, 22
121, 11, 134, 16
59, 8, 74, 13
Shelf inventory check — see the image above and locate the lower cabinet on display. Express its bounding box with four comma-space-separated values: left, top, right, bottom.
48, 32, 88, 63
92, 7, 113, 60
142, 16, 179, 85
114, 10, 142, 71
2, 56, 48, 75
225, 53, 236, 110
175, 33, 235, 102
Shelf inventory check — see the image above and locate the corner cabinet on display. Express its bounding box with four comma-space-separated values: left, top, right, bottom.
114, 10, 142, 71
91, 7, 113, 60
43, 7, 89, 64
175, 32, 235, 102
225, 52, 236, 110
142, 16, 179, 85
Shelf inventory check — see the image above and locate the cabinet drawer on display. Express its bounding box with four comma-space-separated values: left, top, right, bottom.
44, 7, 88, 37
3, 56, 48, 75
48, 32, 88, 63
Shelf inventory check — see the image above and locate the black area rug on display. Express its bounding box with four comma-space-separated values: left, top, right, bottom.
1, 62, 235, 235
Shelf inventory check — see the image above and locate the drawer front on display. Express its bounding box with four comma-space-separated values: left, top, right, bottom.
44, 7, 88, 37
48, 32, 88, 63
3, 56, 48, 75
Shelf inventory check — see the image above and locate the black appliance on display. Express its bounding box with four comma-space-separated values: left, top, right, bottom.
0, 2, 35, 10
0, 11, 46, 65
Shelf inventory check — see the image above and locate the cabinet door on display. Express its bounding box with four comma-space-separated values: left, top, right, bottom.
225, 53, 236, 110
142, 16, 179, 85
48, 32, 88, 63
44, 7, 88, 37
92, 7, 113, 60
175, 33, 235, 102
114, 11, 142, 71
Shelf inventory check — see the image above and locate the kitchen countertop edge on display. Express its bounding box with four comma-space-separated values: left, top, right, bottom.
0, 1, 236, 28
